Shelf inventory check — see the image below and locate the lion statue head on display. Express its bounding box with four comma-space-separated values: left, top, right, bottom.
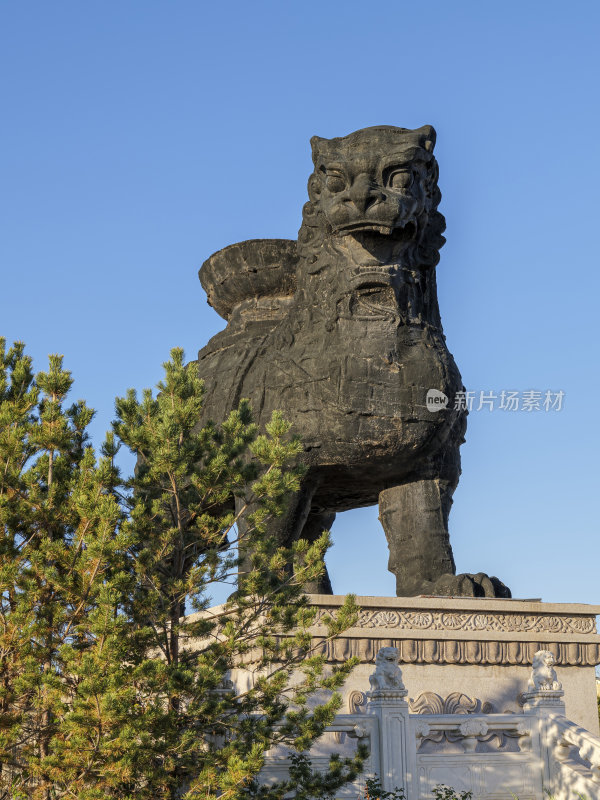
298, 125, 446, 271
369, 646, 405, 692
528, 649, 562, 692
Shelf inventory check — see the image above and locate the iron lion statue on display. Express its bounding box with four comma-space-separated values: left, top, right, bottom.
195, 125, 510, 598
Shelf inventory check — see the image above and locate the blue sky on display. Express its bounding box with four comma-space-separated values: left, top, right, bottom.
2, 1, 599, 605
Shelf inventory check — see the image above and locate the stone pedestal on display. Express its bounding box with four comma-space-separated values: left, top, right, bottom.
304, 595, 600, 734
368, 683, 411, 792
240, 597, 600, 799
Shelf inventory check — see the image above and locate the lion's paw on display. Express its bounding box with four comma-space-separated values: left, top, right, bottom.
421, 572, 511, 598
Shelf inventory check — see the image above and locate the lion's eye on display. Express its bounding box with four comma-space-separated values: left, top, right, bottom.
325, 174, 346, 193
388, 170, 413, 190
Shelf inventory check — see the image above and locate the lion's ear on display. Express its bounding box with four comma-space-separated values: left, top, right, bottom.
415, 125, 436, 152
310, 135, 327, 155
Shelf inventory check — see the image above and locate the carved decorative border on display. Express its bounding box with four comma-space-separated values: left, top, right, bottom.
312, 608, 596, 636
310, 637, 600, 667
409, 691, 493, 715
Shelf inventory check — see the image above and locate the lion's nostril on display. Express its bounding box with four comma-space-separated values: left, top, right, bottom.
364, 195, 381, 212
350, 192, 382, 215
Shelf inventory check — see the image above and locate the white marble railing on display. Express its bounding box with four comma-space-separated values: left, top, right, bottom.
259, 646, 600, 800
408, 713, 539, 798
547, 714, 600, 798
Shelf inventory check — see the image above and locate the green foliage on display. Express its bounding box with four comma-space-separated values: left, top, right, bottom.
247, 749, 368, 800
0, 339, 127, 799
0, 341, 362, 799
361, 780, 472, 800
431, 786, 472, 800
363, 776, 406, 800
360, 779, 473, 800
542, 794, 589, 800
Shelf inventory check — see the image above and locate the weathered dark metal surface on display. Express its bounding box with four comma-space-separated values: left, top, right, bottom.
196, 126, 510, 598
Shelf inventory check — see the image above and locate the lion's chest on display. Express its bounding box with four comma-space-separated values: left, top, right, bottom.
271, 313, 453, 412
254, 313, 461, 470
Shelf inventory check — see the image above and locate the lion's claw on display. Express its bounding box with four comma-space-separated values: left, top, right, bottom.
420, 572, 511, 598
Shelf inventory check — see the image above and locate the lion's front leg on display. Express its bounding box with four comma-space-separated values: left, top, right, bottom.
379, 479, 512, 598
296, 509, 335, 594
236, 480, 334, 595
379, 478, 456, 597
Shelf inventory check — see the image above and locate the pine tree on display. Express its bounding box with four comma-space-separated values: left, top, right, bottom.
0, 342, 364, 799
0, 339, 125, 798
108, 348, 363, 799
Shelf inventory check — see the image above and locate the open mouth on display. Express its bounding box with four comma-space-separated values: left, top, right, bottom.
337, 219, 417, 243
339, 221, 393, 236
338, 220, 418, 263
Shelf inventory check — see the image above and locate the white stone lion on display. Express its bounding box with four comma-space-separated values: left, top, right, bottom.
528, 649, 562, 692
369, 646, 405, 691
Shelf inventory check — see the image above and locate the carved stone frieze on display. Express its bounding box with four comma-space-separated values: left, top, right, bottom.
409, 691, 494, 715
310, 636, 600, 667
413, 712, 531, 753
311, 607, 596, 636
